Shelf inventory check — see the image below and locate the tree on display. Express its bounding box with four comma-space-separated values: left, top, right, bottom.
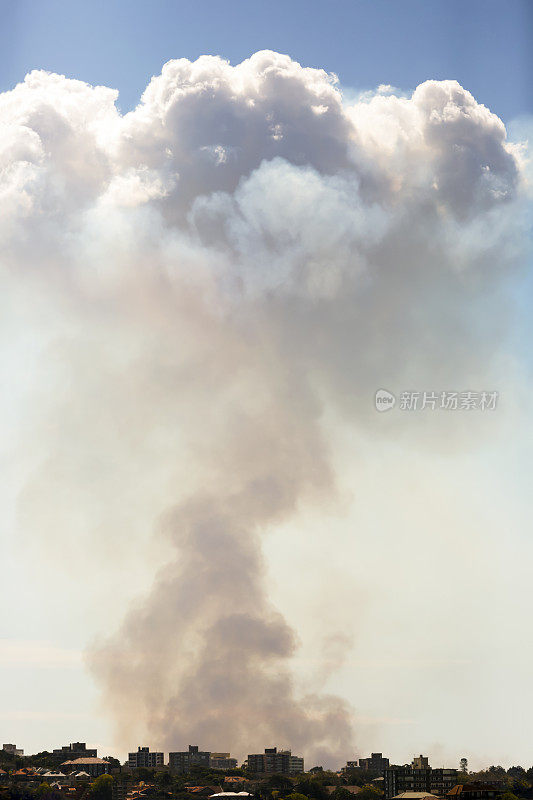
356, 786, 383, 800
293, 779, 328, 800
338, 771, 372, 789
330, 788, 355, 800
507, 768, 526, 780
155, 772, 172, 788
7, 786, 38, 800
265, 776, 293, 791
35, 784, 63, 800
460, 760, 468, 774
135, 769, 156, 783
35, 785, 57, 799
85, 774, 113, 800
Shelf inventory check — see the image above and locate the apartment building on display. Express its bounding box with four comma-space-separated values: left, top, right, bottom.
53, 743, 97, 760
2, 745, 24, 757
359, 754, 390, 773
247, 747, 304, 775
210, 753, 238, 770
384, 756, 457, 799
168, 745, 210, 772
127, 747, 165, 769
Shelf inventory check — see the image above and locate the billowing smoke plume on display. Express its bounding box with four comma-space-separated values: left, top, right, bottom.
1, 52, 529, 764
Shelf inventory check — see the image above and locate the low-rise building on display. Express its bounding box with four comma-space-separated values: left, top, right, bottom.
448, 783, 503, 800
12, 769, 38, 782
71, 771, 92, 781
127, 747, 164, 769
62, 758, 110, 777
43, 771, 68, 784
183, 786, 220, 797
247, 747, 303, 775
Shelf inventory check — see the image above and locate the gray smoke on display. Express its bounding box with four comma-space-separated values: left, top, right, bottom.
1, 52, 529, 765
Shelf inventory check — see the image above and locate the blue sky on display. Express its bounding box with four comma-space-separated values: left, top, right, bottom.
1, 0, 532, 121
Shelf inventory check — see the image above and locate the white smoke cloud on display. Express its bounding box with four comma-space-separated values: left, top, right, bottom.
1, 51, 531, 765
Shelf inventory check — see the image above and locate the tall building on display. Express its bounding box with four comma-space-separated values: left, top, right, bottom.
168, 745, 210, 772
53, 743, 97, 760
359, 754, 390, 773
247, 748, 304, 775
2, 745, 23, 757
210, 753, 238, 770
127, 747, 165, 769
431, 768, 460, 796
384, 757, 457, 799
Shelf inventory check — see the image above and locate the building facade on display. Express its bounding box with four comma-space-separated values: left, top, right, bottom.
359, 754, 390, 773
210, 754, 238, 770
247, 748, 304, 775
168, 745, 211, 772
431, 769, 460, 796
448, 782, 503, 800
127, 747, 165, 769
53, 743, 97, 760
384, 757, 457, 799
61, 758, 110, 777
2, 745, 24, 757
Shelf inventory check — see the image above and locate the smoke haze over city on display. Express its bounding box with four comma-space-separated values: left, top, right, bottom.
1, 0, 533, 771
